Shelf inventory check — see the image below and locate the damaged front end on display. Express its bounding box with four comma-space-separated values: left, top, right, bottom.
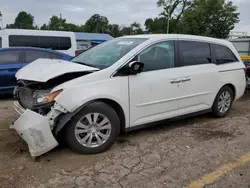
12, 100, 67, 157
11, 71, 92, 157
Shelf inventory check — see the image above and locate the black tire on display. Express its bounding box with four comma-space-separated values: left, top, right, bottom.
65, 101, 120, 154
212, 86, 234, 118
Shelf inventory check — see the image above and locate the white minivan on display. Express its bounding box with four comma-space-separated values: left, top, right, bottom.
0, 29, 77, 56
12, 34, 246, 157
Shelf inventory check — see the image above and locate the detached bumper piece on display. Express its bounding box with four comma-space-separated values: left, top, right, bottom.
12, 109, 58, 157
14, 101, 26, 115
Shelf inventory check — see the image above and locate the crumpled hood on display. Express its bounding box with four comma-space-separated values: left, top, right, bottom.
16, 58, 99, 82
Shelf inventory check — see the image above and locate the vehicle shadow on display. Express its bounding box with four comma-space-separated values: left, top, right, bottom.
0, 94, 13, 100
118, 113, 213, 140
118, 92, 250, 143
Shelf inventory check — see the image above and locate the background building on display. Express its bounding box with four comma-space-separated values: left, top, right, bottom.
229, 38, 250, 56
74, 32, 113, 51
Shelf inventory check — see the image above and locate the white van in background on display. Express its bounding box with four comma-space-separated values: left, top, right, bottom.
0, 29, 77, 56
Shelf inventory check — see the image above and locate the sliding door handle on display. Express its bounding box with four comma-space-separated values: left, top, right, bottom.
170, 79, 181, 84
181, 77, 191, 82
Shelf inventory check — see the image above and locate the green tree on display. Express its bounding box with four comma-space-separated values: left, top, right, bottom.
121, 22, 143, 36
40, 23, 48, 30
6, 11, 35, 29
62, 23, 84, 32
107, 24, 122, 37
130, 22, 143, 34
157, 0, 192, 32
181, 0, 239, 38
0, 11, 2, 29
157, 0, 192, 20
47, 15, 66, 30
121, 26, 132, 35
84, 14, 109, 33
40, 16, 84, 32
145, 17, 169, 33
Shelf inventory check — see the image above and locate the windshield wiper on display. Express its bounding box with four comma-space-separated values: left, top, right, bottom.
71, 61, 98, 68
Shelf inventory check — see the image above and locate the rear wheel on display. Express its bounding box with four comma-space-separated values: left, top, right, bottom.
65, 102, 120, 154
212, 86, 233, 117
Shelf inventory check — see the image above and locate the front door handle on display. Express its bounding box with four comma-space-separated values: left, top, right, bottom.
181, 77, 191, 82
170, 79, 181, 84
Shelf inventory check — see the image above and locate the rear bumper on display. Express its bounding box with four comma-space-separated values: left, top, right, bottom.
11, 102, 58, 157
246, 77, 250, 87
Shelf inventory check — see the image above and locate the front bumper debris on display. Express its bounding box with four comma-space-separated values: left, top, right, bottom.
12, 108, 58, 157
14, 100, 26, 115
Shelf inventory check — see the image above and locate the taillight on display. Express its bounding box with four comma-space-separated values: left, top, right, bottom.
244, 67, 247, 73
75, 50, 78, 56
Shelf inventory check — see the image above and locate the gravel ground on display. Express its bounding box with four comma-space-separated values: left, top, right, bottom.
1, 94, 250, 188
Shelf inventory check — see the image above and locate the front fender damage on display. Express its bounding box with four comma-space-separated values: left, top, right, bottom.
12, 102, 67, 157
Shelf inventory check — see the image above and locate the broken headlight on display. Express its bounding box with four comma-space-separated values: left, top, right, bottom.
36, 89, 63, 104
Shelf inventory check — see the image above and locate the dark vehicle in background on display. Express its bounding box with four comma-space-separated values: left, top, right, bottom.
0, 47, 72, 94
240, 56, 250, 87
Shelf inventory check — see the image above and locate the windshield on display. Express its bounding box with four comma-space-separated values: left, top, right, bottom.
71, 38, 147, 69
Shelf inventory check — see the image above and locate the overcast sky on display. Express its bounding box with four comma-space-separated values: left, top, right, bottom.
0, 0, 249, 33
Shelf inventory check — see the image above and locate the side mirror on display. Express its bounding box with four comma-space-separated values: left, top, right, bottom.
129, 61, 144, 74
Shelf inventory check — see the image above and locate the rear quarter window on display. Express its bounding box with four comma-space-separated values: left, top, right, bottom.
212, 44, 238, 64
0, 37, 2, 48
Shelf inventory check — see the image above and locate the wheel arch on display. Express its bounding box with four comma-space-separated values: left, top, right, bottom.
221, 83, 236, 101
211, 83, 236, 117
96, 98, 126, 132
54, 98, 126, 136
212, 83, 236, 109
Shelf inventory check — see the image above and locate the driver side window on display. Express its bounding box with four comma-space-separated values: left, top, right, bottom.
136, 41, 175, 72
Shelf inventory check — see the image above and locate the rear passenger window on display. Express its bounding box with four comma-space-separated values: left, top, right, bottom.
50, 53, 61, 59
9, 35, 39, 47
213, 44, 238, 64
9, 35, 71, 50
0, 50, 21, 64
25, 50, 50, 63
179, 41, 211, 66
58, 37, 71, 50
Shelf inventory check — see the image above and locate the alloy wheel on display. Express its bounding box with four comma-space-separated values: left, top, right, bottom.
218, 91, 231, 113
74, 113, 111, 148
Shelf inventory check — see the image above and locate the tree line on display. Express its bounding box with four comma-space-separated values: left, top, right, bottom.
4, 12, 143, 37
2, 0, 239, 39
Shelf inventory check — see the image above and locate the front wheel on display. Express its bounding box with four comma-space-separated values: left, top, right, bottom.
65, 102, 120, 154
212, 86, 233, 118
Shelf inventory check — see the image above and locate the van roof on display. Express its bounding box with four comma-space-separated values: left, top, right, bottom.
120, 34, 231, 46
0, 29, 75, 35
